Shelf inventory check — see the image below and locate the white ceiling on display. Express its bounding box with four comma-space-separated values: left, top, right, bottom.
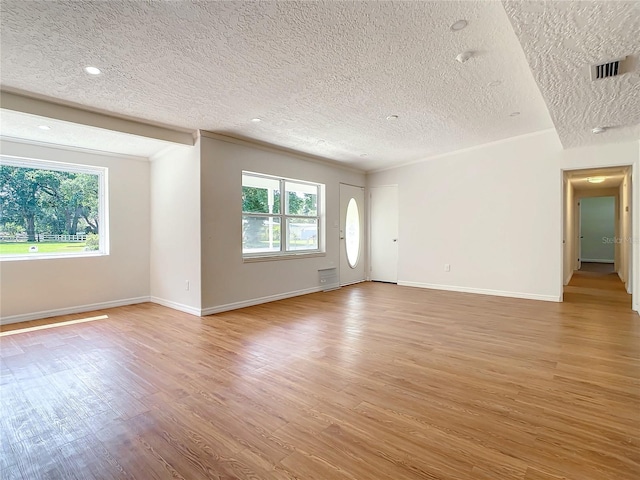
504, 1, 640, 149
0, 109, 175, 159
567, 166, 627, 191
0, 1, 637, 171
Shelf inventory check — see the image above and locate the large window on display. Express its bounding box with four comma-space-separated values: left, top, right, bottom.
0, 156, 108, 260
242, 172, 322, 257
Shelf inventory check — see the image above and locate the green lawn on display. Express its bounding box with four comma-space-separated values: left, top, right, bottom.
0, 242, 87, 254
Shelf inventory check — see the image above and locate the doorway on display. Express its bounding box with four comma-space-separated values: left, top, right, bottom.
563, 166, 633, 308
579, 196, 615, 273
370, 185, 398, 283
339, 183, 365, 286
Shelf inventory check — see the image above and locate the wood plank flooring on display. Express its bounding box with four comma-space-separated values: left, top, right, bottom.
1, 279, 638, 479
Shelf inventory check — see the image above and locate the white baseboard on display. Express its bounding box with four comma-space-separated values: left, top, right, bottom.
149, 296, 201, 317
201, 286, 323, 316
580, 259, 614, 263
0, 296, 150, 326
398, 281, 561, 303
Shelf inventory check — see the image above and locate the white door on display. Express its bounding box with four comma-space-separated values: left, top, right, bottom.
370, 185, 398, 283
339, 184, 365, 286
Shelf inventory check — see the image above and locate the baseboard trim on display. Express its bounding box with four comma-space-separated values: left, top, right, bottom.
149, 297, 201, 317
201, 286, 323, 316
398, 281, 561, 303
0, 296, 150, 326
580, 259, 614, 264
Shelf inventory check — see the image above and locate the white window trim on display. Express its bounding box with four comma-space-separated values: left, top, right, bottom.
242, 171, 324, 260
0, 155, 109, 261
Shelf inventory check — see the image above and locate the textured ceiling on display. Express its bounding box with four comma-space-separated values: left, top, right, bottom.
504, 1, 640, 149
0, 0, 554, 170
0, 109, 175, 159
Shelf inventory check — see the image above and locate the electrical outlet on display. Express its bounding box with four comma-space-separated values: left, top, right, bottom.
185, 280, 190, 291
444, 264, 451, 272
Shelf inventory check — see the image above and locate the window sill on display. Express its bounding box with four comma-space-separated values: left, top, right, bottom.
243, 251, 326, 263
0, 251, 108, 262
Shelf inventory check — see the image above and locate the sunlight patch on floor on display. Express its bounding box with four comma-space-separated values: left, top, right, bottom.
0, 314, 108, 337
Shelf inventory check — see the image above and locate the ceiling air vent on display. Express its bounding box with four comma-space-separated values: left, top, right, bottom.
590, 56, 627, 81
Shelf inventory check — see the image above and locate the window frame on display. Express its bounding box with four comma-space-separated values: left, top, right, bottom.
0, 155, 109, 261
242, 171, 323, 260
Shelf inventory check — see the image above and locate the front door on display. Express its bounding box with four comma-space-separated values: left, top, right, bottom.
339, 183, 365, 286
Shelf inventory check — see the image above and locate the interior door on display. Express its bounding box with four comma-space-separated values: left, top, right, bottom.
370, 185, 398, 283
339, 183, 365, 286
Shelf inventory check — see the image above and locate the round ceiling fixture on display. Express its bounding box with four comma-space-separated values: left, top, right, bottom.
250, 118, 261, 123
450, 20, 468, 31
84, 66, 102, 75
591, 126, 606, 134
488, 80, 502, 87
386, 114, 399, 120
587, 176, 606, 184
37, 125, 51, 130
509, 111, 520, 117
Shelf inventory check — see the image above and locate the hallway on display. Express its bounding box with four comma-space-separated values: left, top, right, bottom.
564, 268, 632, 311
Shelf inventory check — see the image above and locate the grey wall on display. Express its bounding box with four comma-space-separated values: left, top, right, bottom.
199, 134, 365, 314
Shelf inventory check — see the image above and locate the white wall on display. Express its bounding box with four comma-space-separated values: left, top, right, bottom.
563, 178, 575, 284
150, 141, 201, 315
619, 171, 632, 289
368, 130, 640, 307
199, 135, 365, 314
579, 196, 615, 262
0, 139, 151, 323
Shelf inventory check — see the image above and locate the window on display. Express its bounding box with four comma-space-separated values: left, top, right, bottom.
242, 172, 322, 258
0, 155, 108, 260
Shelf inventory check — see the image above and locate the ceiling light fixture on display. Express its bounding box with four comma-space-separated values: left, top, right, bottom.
251, 118, 261, 123
587, 176, 606, 184
360, 154, 367, 158
591, 126, 606, 134
488, 80, 502, 87
37, 125, 51, 130
84, 66, 102, 75
450, 20, 468, 31
386, 115, 399, 120
509, 112, 520, 117
456, 51, 473, 63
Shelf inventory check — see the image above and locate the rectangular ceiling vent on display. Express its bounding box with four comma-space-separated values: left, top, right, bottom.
590, 57, 627, 81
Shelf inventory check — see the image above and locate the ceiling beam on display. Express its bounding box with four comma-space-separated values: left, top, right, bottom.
0, 90, 195, 146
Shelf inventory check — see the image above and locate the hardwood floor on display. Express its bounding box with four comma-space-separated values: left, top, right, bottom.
1, 280, 638, 479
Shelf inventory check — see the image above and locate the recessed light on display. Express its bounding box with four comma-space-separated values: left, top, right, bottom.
488, 80, 502, 87
386, 115, 399, 120
450, 20, 468, 31
251, 118, 261, 123
587, 176, 606, 184
591, 126, 606, 134
37, 125, 51, 130
84, 66, 102, 75
317, 139, 325, 144
509, 111, 520, 117
360, 154, 367, 158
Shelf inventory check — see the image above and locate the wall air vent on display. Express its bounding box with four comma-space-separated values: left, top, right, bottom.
590, 56, 627, 81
